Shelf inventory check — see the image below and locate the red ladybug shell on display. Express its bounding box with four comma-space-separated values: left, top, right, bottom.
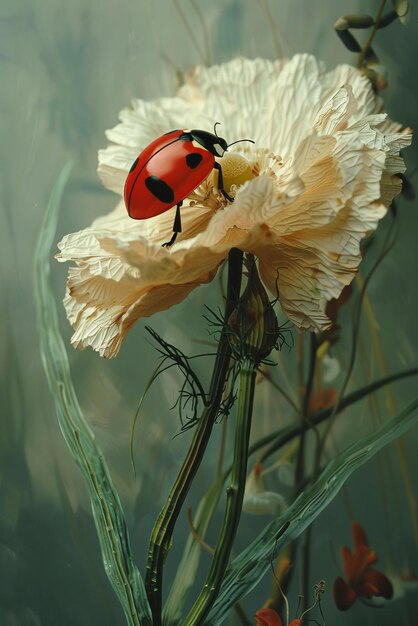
124, 130, 214, 220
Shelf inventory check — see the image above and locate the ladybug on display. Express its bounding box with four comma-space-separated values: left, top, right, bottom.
124, 123, 254, 247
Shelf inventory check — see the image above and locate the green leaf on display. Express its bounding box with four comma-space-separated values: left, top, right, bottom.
33, 163, 152, 626
206, 396, 418, 625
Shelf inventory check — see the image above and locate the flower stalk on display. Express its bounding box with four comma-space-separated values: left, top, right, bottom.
145, 248, 243, 626
183, 357, 257, 626
357, 0, 387, 69
292, 333, 318, 613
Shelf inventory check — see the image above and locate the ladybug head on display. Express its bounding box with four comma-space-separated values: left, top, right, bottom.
190, 129, 228, 157
213, 136, 228, 157
190, 124, 255, 158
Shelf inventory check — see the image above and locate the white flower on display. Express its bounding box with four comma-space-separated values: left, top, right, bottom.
242, 463, 286, 515
57, 55, 411, 357
322, 353, 341, 383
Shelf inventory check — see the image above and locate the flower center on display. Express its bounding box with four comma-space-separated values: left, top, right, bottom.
215, 153, 255, 193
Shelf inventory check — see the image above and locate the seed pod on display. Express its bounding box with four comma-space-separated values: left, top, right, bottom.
227, 259, 281, 364
334, 28, 362, 53
378, 10, 399, 28
334, 14, 374, 30
392, 0, 410, 24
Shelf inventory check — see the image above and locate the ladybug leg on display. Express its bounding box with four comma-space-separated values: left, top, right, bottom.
162, 201, 183, 248
213, 161, 234, 202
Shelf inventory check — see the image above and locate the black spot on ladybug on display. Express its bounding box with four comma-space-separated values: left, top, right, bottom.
145, 176, 175, 204
129, 157, 139, 172
186, 153, 203, 169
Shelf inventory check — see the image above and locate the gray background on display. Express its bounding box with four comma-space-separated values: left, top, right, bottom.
1, 1, 417, 625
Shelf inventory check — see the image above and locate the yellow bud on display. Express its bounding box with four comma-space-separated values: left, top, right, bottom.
212, 153, 254, 193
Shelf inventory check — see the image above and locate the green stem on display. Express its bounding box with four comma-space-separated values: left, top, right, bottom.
295, 333, 316, 611
259, 367, 418, 464
295, 333, 317, 488
300, 523, 312, 615
183, 358, 257, 626
145, 249, 243, 626
279, 334, 316, 611
357, 0, 386, 68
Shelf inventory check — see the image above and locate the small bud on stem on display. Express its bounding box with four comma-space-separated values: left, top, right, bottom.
227, 257, 281, 364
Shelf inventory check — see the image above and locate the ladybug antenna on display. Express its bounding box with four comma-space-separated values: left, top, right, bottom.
227, 138, 255, 148
214, 122, 221, 137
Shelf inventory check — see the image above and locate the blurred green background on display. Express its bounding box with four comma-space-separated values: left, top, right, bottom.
1, 1, 418, 625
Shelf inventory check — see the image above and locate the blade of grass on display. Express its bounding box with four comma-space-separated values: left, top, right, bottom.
33, 163, 152, 626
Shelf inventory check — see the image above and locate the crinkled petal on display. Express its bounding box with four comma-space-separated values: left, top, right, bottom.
60, 54, 411, 356
57, 202, 226, 357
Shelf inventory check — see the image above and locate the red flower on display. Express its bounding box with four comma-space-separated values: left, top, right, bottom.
254, 608, 301, 626
333, 521, 393, 610
254, 609, 282, 626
